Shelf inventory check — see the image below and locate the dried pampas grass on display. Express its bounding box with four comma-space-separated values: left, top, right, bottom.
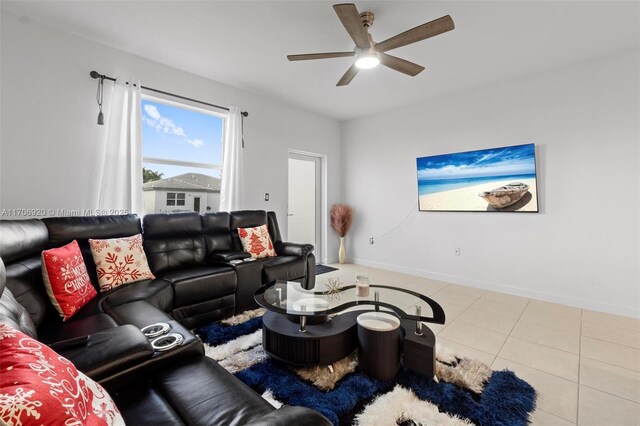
330, 204, 353, 237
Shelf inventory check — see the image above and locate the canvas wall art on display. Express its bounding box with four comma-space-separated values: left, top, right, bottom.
416, 143, 539, 212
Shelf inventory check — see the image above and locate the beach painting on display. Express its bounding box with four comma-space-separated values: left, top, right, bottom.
417, 143, 539, 212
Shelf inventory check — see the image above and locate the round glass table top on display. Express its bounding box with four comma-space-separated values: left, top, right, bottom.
255, 280, 445, 324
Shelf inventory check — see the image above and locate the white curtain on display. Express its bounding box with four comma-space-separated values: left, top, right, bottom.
97, 77, 143, 214
219, 106, 244, 212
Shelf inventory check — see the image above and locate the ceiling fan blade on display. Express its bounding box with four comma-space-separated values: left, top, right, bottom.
333, 3, 370, 49
336, 65, 359, 86
376, 15, 455, 53
379, 53, 425, 76
287, 52, 353, 61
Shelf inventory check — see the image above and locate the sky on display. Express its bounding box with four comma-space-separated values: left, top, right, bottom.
417, 143, 536, 181
141, 98, 224, 179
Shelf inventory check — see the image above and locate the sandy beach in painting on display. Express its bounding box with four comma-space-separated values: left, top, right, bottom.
419, 178, 538, 211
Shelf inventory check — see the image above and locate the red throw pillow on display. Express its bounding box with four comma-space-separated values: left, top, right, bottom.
0, 323, 125, 425
238, 224, 277, 259
89, 234, 155, 293
41, 240, 97, 321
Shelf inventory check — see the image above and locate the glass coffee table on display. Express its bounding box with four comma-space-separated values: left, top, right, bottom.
254, 280, 445, 368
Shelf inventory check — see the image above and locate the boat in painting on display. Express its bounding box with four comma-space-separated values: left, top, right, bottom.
479, 182, 530, 208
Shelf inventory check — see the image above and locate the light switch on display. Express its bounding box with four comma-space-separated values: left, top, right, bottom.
264, 193, 269, 201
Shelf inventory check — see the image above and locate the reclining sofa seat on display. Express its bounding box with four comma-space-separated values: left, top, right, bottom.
227, 210, 316, 288
142, 210, 316, 328
0, 258, 331, 425
142, 212, 237, 328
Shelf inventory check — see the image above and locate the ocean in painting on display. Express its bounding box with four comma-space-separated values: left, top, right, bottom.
418, 173, 537, 196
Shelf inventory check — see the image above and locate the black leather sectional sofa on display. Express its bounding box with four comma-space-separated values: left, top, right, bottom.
0, 210, 329, 425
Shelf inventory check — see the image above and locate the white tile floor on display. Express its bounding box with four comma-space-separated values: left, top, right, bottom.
316, 263, 640, 425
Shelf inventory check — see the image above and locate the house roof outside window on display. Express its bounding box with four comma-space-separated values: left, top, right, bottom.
143, 172, 220, 193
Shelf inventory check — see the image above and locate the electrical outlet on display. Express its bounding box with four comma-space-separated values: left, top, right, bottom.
264, 193, 269, 201
369, 237, 374, 245
454, 248, 461, 256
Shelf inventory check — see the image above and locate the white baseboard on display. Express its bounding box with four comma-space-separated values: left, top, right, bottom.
352, 257, 640, 319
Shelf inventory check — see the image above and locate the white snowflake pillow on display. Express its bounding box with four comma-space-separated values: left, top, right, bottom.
89, 233, 155, 292
0, 323, 125, 426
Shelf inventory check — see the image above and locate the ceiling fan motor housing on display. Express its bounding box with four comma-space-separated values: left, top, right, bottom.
360, 11, 374, 28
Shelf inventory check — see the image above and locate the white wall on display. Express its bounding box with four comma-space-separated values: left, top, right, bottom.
0, 13, 342, 263
342, 50, 640, 318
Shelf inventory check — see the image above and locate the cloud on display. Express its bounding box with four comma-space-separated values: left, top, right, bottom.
471, 152, 501, 165
143, 104, 161, 120
142, 104, 193, 144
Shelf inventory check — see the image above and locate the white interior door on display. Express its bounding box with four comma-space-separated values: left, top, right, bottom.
288, 153, 322, 261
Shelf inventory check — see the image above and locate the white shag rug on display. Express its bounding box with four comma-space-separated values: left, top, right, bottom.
354, 385, 473, 426
260, 389, 282, 409
220, 308, 266, 326
435, 343, 493, 394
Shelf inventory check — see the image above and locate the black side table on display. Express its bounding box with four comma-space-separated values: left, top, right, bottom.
357, 312, 402, 381
400, 318, 436, 378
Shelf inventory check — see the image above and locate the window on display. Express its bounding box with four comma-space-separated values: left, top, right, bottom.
166, 192, 186, 206
141, 95, 226, 214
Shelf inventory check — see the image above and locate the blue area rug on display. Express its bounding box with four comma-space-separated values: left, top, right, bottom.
316, 264, 339, 275
198, 314, 536, 425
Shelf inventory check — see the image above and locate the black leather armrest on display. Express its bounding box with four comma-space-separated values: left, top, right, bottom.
49, 335, 90, 351
210, 251, 252, 262
275, 242, 314, 257
57, 324, 154, 381
245, 406, 332, 426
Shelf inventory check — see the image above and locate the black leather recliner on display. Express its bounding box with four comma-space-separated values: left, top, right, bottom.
0, 210, 314, 333
0, 211, 329, 425
0, 257, 330, 425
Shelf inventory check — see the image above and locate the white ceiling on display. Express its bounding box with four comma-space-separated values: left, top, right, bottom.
3, 1, 639, 121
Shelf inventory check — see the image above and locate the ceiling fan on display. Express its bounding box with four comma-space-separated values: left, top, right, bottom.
287, 3, 455, 86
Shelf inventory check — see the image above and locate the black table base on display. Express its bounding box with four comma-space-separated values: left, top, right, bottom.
262, 310, 362, 366
262, 310, 437, 380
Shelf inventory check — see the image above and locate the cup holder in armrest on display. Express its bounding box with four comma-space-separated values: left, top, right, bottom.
141, 322, 170, 338
151, 333, 184, 352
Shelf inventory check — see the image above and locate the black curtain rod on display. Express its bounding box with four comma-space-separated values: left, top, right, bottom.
90, 71, 248, 117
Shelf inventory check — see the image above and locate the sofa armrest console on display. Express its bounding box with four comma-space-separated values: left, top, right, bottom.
57, 324, 154, 381
100, 319, 204, 391
48, 335, 90, 351
210, 251, 252, 262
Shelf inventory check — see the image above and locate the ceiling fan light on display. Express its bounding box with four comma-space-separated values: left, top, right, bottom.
355, 52, 380, 69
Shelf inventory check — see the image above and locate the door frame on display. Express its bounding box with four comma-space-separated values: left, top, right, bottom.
288, 150, 327, 265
